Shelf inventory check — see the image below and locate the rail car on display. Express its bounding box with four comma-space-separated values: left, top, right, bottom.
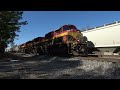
18, 24, 88, 56
82, 21, 120, 55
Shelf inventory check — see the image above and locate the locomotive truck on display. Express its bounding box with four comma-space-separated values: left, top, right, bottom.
18, 24, 88, 56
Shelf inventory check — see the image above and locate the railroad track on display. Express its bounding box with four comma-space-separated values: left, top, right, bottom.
72, 54, 120, 63
5, 52, 120, 63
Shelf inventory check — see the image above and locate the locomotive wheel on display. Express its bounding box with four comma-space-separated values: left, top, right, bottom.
71, 50, 80, 56
79, 47, 88, 57
62, 44, 69, 56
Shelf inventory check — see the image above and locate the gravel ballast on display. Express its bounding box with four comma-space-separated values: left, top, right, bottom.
0, 53, 120, 79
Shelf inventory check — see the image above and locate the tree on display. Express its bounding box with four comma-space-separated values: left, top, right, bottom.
0, 11, 28, 53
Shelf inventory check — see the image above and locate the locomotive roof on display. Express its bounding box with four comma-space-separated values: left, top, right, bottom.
26, 40, 32, 44
45, 31, 54, 37
62, 24, 77, 28
20, 43, 25, 46
54, 24, 77, 31
33, 37, 43, 41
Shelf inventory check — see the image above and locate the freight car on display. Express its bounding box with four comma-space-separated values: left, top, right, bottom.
82, 21, 120, 55
19, 24, 88, 56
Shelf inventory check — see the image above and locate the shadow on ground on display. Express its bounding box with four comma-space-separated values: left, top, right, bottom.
1, 53, 120, 79
24, 57, 82, 73
0, 53, 82, 79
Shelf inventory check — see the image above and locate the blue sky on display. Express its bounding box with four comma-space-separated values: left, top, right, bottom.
14, 11, 120, 45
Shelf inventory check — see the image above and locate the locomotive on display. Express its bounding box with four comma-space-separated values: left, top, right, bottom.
18, 24, 88, 56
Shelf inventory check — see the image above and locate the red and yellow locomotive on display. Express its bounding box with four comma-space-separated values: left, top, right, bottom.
19, 24, 88, 56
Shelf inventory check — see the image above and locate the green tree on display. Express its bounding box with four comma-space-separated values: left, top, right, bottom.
0, 11, 28, 53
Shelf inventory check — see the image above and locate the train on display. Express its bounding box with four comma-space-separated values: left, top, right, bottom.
9, 21, 120, 56
82, 21, 120, 55
18, 24, 88, 56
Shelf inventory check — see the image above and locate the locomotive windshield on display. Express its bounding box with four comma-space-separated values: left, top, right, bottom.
63, 26, 70, 30
69, 25, 77, 29
63, 25, 77, 31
